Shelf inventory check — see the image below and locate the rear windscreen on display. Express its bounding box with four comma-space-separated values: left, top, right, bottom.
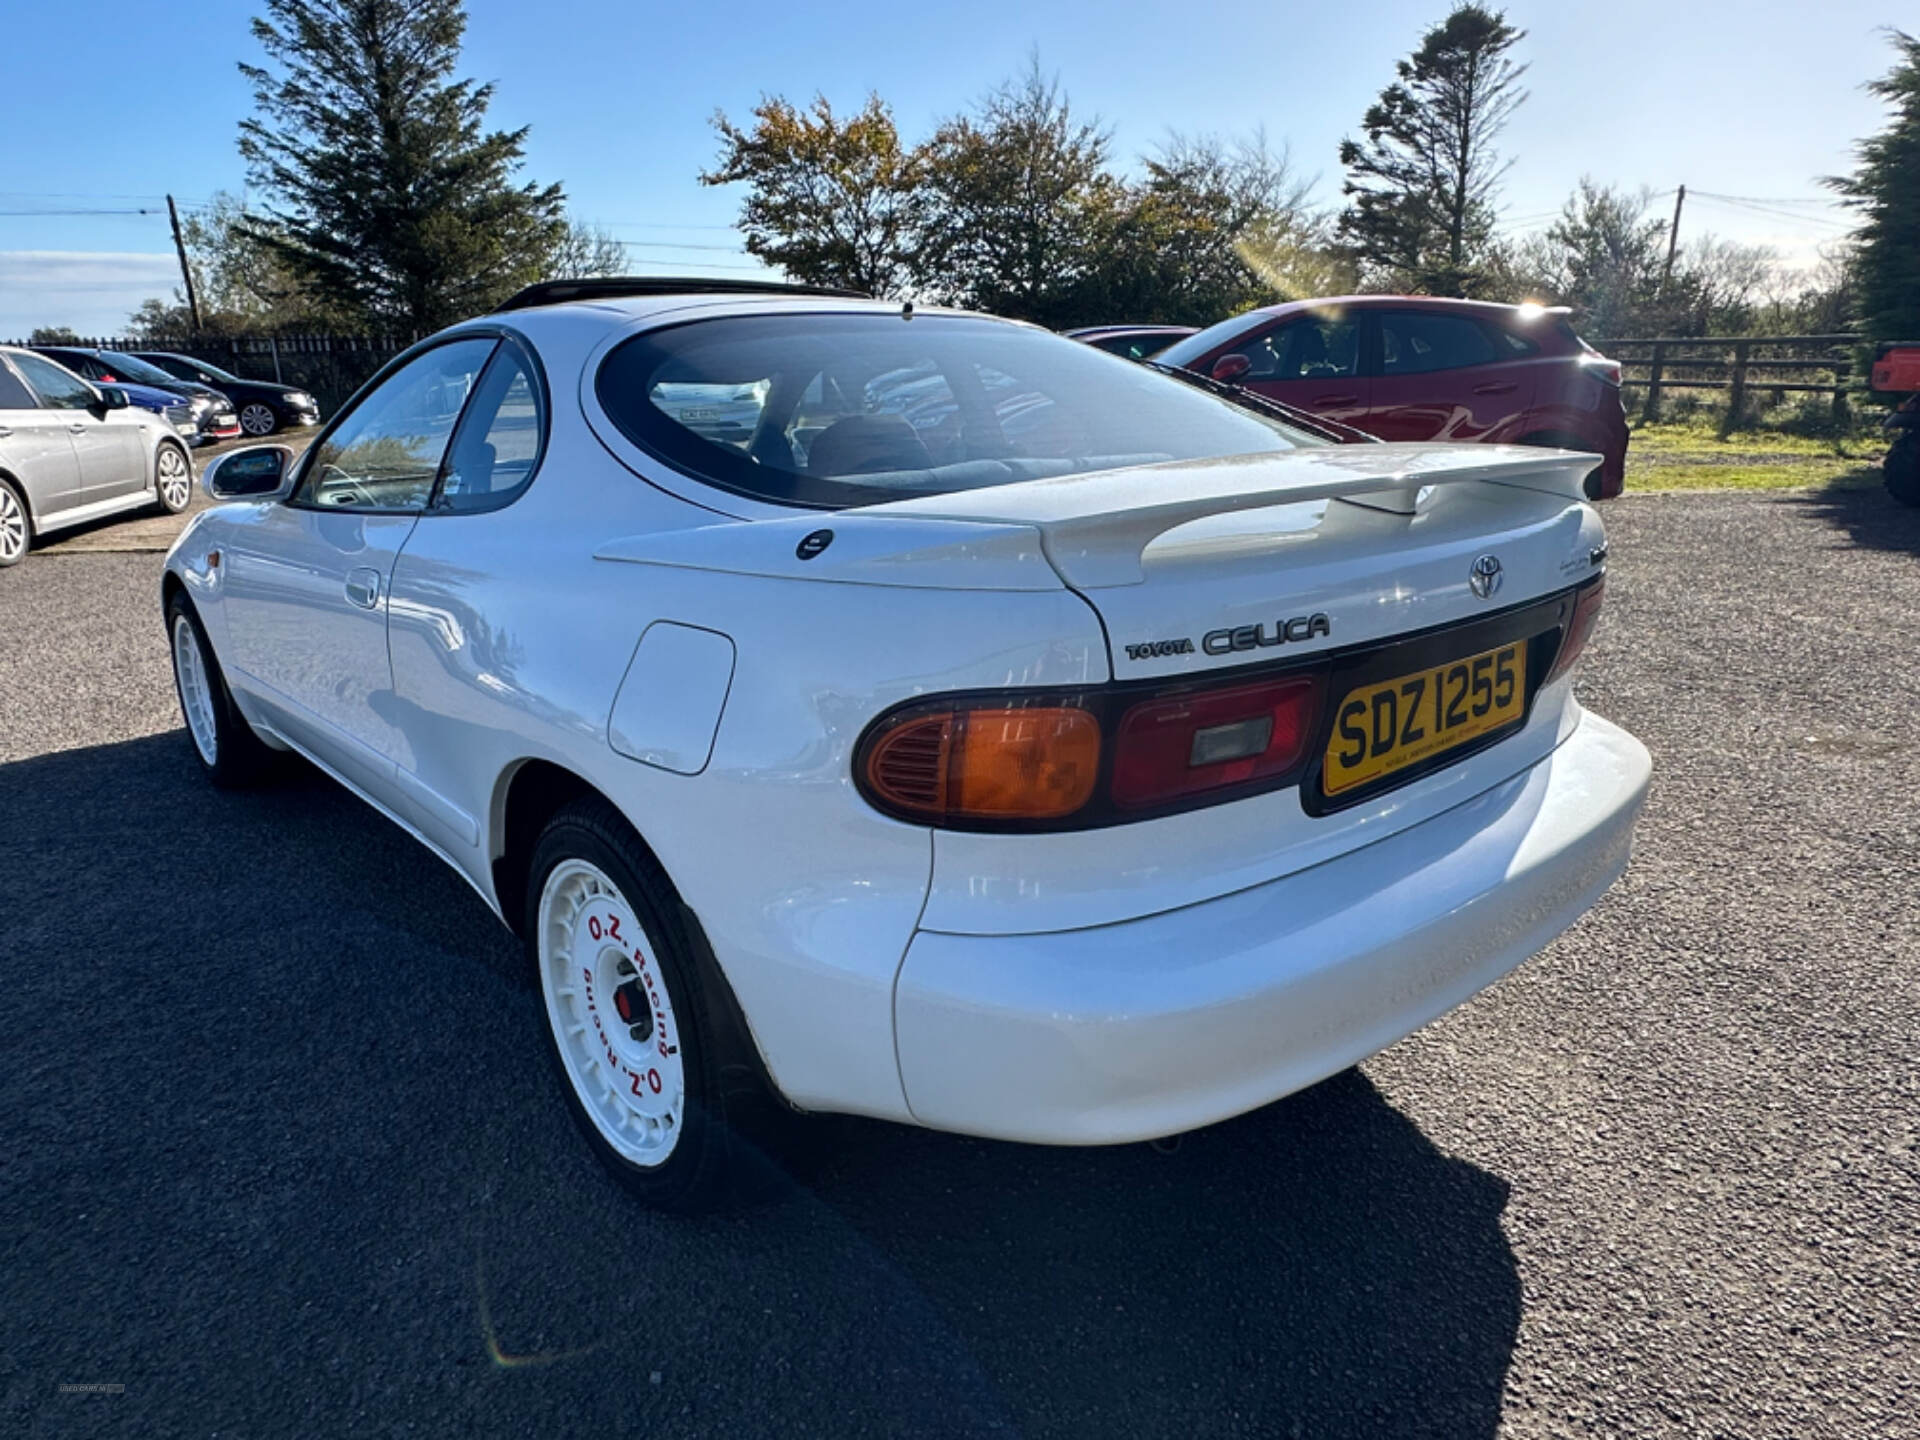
596, 312, 1323, 510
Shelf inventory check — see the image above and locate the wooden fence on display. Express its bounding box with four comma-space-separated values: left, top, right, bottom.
1601, 333, 1862, 433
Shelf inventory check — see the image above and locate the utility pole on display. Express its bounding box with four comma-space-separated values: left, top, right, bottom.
1658, 185, 1686, 298
166, 194, 202, 333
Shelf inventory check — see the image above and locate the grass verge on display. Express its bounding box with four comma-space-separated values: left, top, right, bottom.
1626, 420, 1886, 493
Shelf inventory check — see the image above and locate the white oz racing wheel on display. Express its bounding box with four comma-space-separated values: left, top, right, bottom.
538, 858, 688, 1167
165, 593, 274, 787
525, 798, 759, 1210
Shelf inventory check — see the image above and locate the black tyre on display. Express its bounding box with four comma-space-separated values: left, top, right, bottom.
524, 796, 767, 1211
154, 442, 193, 515
166, 593, 276, 787
0, 477, 30, 567
1885, 434, 1920, 508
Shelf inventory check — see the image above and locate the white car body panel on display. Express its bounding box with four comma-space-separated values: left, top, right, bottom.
164, 292, 1646, 1142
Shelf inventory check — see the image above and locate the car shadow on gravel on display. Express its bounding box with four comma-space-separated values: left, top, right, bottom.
1786, 478, 1920, 555
2, 730, 1520, 1439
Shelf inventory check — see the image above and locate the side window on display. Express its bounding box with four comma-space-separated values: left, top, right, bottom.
0, 360, 37, 410
1379, 313, 1502, 376
434, 342, 546, 513
294, 338, 496, 512
1224, 319, 1359, 380
10, 352, 97, 410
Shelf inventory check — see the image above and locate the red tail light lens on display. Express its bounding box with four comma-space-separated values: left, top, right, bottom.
1110, 675, 1323, 809
1583, 355, 1623, 388
1546, 578, 1605, 684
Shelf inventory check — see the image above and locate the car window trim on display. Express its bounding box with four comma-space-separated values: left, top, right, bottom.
285, 331, 507, 516
423, 332, 551, 516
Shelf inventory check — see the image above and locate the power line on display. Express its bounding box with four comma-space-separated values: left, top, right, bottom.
0, 207, 169, 217
1688, 192, 1851, 230
611, 238, 753, 253
1689, 190, 1838, 208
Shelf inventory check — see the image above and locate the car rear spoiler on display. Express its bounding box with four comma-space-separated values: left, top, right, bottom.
873, 446, 1601, 588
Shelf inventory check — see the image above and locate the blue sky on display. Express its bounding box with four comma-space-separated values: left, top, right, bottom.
0, 0, 1893, 335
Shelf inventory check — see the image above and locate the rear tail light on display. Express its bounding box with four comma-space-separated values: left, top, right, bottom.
1546, 578, 1605, 685
1110, 675, 1322, 808
858, 676, 1327, 830
863, 704, 1102, 823
1582, 355, 1623, 388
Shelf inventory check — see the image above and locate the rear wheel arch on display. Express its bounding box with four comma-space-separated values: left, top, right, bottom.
1516, 429, 1594, 451
490, 757, 784, 1105
0, 470, 32, 566
0, 466, 35, 520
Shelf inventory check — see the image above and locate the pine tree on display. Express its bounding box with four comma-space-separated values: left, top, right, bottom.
1831, 30, 1920, 342
1338, 5, 1527, 297
237, 0, 567, 333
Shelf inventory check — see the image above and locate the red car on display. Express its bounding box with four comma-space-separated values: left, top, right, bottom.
1155, 297, 1628, 498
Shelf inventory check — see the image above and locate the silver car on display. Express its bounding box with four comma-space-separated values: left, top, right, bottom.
0, 346, 194, 565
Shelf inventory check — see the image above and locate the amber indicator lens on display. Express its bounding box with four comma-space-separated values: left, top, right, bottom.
865, 704, 1101, 822
1110, 675, 1323, 809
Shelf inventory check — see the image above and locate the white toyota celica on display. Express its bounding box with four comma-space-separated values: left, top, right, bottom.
163, 279, 1650, 1210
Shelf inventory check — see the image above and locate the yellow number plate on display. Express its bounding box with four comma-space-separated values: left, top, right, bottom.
1323, 641, 1525, 797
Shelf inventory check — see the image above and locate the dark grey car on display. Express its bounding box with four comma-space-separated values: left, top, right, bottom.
0, 347, 193, 565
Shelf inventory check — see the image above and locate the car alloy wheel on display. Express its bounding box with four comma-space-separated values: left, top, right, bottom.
156, 445, 192, 513
537, 857, 689, 1167
0, 482, 27, 566
239, 403, 278, 437
172, 612, 220, 766
165, 594, 274, 787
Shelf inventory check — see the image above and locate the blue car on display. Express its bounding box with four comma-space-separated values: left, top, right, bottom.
95, 378, 199, 441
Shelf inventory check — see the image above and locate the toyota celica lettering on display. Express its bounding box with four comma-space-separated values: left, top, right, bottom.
1202, 612, 1333, 655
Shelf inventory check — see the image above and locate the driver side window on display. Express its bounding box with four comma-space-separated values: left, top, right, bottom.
294, 338, 497, 511
1222, 318, 1360, 381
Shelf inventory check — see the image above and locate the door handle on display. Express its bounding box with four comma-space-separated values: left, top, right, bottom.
0, 426, 11, 439
1311, 394, 1360, 407
1472, 382, 1518, 395
68, 422, 88, 434
344, 567, 382, 609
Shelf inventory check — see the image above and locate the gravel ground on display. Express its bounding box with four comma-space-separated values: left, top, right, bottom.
1, 487, 1915, 1438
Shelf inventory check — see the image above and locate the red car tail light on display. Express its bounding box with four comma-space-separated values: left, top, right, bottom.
1110, 675, 1323, 809
1582, 355, 1623, 388
1546, 578, 1605, 684
863, 704, 1102, 823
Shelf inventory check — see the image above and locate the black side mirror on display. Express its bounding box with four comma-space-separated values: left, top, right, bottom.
97, 385, 131, 411
205, 444, 294, 501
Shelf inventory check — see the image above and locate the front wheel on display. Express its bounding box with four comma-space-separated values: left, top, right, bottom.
167, 594, 275, 786
238, 402, 279, 437
526, 798, 760, 1211
155, 443, 192, 514
1885, 434, 1920, 508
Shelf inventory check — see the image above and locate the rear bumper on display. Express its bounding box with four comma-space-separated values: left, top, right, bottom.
893, 709, 1650, 1144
